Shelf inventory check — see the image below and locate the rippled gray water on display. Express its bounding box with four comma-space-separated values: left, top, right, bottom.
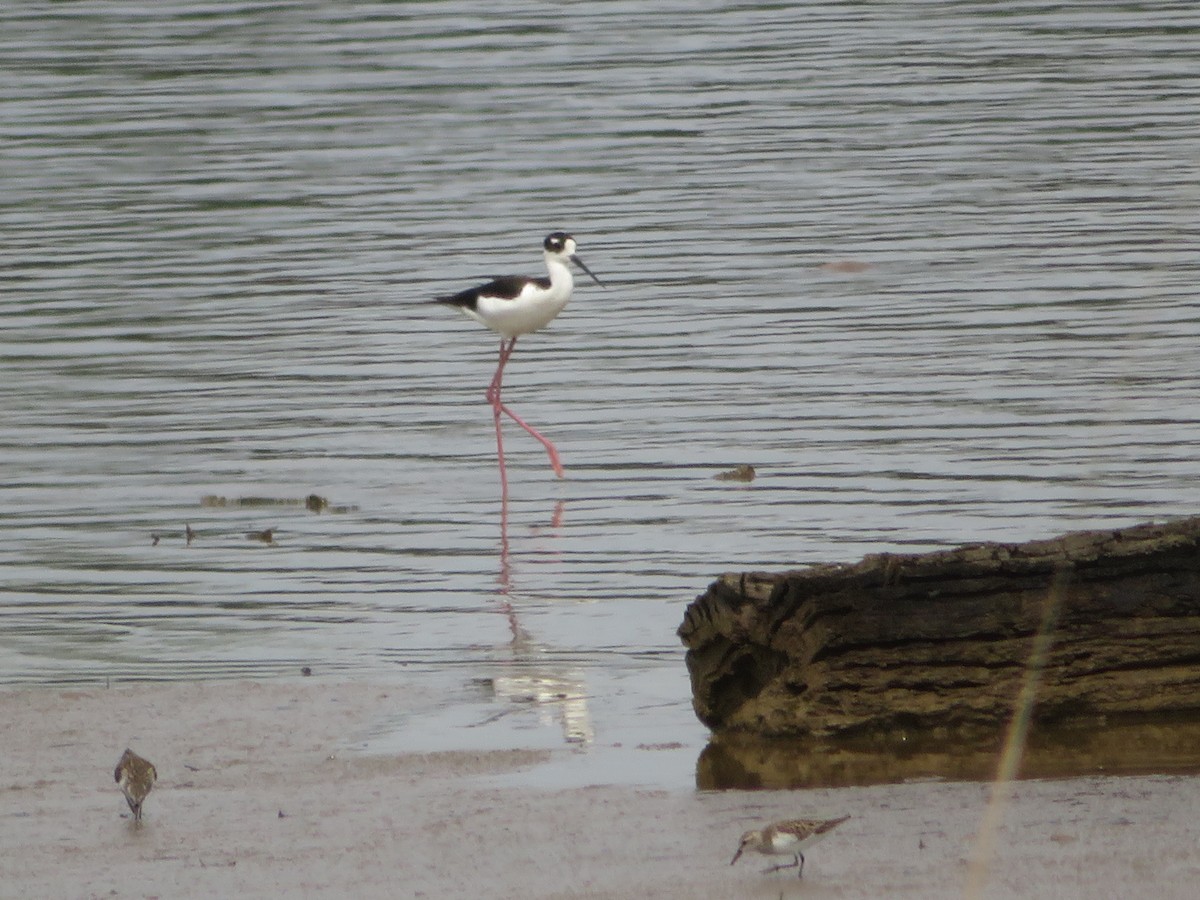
2, 2, 1198, 770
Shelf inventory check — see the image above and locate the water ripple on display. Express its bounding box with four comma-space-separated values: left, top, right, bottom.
1, 1, 1198, 694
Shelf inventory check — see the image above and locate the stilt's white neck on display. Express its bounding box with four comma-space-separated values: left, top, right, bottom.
545, 252, 575, 292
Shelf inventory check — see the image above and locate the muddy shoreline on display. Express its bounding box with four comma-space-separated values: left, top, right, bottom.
2, 680, 1196, 898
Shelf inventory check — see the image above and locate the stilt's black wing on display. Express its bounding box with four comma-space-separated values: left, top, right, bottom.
434, 275, 550, 310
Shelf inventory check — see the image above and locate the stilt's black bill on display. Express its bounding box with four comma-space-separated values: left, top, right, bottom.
571, 254, 604, 288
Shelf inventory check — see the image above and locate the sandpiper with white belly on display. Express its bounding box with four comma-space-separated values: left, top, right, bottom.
730, 816, 850, 878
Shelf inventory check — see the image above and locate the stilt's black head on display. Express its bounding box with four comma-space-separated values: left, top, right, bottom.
543, 232, 604, 287
543, 232, 573, 253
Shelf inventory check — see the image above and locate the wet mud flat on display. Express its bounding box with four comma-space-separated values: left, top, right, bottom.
2, 680, 1198, 899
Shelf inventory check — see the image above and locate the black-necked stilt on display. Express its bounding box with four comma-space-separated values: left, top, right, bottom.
435, 232, 603, 490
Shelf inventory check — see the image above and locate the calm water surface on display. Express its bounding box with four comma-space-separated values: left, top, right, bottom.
2, 2, 1198, 782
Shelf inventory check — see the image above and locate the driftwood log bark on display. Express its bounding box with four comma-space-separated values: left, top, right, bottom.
678, 517, 1200, 740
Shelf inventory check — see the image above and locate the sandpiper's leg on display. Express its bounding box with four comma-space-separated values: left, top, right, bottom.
797, 853, 805, 878
765, 855, 801, 874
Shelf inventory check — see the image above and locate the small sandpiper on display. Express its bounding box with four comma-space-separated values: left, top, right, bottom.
114, 748, 158, 822
730, 815, 850, 878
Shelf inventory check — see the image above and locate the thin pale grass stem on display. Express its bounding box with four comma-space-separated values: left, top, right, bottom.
964, 565, 1072, 899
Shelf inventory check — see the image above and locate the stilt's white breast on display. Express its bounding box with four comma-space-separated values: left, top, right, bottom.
474, 269, 574, 338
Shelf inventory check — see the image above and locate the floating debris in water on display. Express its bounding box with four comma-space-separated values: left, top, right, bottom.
185, 523, 196, 545
201, 494, 356, 513
247, 528, 275, 544
205, 495, 284, 508
714, 464, 756, 482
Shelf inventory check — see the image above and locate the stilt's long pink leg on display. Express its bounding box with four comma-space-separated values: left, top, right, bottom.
486, 337, 517, 406
493, 391, 509, 500
486, 336, 565, 479
490, 338, 514, 498
496, 401, 564, 477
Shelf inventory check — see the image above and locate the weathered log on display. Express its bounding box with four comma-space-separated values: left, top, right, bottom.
678, 517, 1200, 740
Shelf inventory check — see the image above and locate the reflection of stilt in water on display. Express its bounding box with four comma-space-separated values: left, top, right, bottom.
488, 497, 588, 746
485, 600, 594, 747
533, 500, 565, 533
495, 498, 566, 599
488, 670, 595, 746
498, 488, 513, 597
